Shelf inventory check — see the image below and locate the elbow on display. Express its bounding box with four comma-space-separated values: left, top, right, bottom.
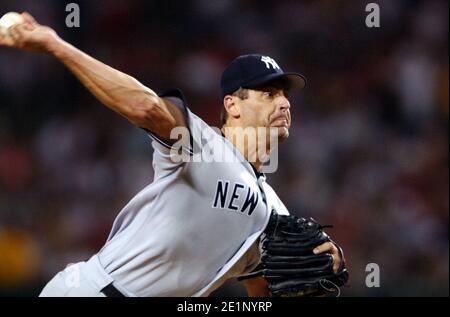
128, 95, 158, 126
128, 95, 176, 131
132, 94, 160, 117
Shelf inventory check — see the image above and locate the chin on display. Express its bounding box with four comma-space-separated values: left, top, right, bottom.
278, 127, 289, 142
267, 126, 289, 144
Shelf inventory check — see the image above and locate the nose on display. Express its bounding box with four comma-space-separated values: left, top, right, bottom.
277, 95, 290, 112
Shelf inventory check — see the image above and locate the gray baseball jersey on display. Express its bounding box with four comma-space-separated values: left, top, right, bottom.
87, 90, 289, 296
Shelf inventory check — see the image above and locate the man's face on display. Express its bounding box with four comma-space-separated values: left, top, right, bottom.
237, 84, 292, 142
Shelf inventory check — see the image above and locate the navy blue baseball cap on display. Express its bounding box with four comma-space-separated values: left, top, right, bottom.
220, 54, 306, 99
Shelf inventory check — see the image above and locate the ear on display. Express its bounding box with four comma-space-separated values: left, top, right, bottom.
223, 95, 241, 119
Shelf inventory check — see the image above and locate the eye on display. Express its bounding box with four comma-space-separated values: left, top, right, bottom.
263, 91, 274, 98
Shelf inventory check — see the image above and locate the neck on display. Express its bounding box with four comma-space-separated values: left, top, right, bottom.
221, 124, 273, 172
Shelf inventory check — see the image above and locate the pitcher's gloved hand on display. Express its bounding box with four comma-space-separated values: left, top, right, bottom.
260, 213, 349, 297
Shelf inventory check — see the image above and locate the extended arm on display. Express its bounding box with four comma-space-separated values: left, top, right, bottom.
0, 12, 185, 138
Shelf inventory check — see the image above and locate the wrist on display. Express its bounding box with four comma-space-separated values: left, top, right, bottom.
45, 34, 65, 57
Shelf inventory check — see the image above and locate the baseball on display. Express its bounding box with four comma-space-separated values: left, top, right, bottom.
0, 12, 24, 35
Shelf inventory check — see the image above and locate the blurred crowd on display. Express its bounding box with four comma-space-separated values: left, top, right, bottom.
0, 0, 448, 296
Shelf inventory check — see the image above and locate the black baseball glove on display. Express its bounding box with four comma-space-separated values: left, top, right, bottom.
260, 212, 349, 297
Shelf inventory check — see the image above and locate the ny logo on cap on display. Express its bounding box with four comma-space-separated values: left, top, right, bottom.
261, 56, 280, 70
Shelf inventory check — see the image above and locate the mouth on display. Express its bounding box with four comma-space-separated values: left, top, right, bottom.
271, 116, 290, 127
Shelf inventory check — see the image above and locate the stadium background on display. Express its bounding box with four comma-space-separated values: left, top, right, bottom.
0, 0, 448, 296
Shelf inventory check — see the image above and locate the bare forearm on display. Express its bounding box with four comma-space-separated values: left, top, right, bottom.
1, 13, 183, 136
47, 37, 158, 123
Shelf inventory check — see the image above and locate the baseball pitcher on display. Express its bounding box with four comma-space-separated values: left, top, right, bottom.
0, 12, 348, 297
